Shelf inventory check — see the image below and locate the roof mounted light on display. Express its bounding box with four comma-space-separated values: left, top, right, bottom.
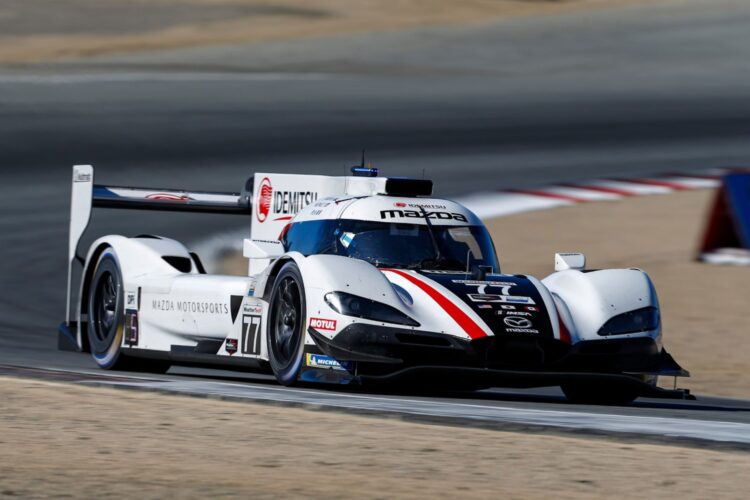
351, 166, 379, 177
350, 149, 378, 177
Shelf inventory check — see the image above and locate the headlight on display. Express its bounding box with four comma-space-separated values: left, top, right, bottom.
324, 292, 420, 327
598, 307, 660, 336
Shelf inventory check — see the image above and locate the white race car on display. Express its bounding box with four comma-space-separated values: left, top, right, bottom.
60, 165, 690, 404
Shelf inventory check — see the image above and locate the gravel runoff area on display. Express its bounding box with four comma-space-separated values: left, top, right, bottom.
0, 0, 649, 63
1, 376, 748, 499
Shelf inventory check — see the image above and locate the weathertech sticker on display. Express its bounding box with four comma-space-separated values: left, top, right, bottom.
468, 294, 536, 305
306, 353, 346, 371
309, 317, 337, 331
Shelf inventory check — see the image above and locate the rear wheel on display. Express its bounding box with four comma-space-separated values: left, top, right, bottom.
561, 381, 639, 405
87, 249, 170, 373
268, 262, 307, 386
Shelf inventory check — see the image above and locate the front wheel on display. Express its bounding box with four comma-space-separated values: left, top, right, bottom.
268, 262, 307, 386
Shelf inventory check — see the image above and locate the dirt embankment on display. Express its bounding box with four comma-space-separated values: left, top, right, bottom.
1, 377, 748, 499
0, 0, 649, 64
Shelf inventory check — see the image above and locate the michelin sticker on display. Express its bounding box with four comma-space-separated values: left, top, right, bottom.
306, 353, 346, 371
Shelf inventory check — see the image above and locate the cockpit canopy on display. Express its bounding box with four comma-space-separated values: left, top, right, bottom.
283, 218, 499, 271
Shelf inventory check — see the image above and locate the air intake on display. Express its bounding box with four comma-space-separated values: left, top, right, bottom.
162, 256, 192, 273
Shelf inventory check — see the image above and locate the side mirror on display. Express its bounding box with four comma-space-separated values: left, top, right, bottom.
243, 239, 285, 260
555, 252, 586, 272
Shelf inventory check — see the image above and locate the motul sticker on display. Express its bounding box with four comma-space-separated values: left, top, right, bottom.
309, 317, 337, 331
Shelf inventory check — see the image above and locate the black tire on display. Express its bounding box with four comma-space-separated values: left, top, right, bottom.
87, 249, 170, 373
267, 262, 307, 386
561, 381, 639, 405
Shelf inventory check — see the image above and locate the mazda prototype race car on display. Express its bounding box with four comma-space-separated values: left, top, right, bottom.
60, 165, 691, 404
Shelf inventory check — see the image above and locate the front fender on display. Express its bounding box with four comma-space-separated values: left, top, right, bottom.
268, 254, 412, 342
541, 269, 662, 345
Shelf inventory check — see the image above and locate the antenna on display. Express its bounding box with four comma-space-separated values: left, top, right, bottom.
350, 149, 378, 177
422, 168, 426, 179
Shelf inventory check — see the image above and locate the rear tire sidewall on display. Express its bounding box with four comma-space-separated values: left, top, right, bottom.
268, 262, 307, 386
87, 250, 125, 369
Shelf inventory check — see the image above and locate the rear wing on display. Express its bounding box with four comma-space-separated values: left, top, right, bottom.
65, 165, 253, 324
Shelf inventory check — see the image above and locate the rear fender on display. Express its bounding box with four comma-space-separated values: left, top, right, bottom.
77, 235, 197, 340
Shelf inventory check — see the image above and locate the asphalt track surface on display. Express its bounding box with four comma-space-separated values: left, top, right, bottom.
1, 0, 750, 445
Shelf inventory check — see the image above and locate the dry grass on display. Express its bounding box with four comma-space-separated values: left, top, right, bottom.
0, 0, 649, 63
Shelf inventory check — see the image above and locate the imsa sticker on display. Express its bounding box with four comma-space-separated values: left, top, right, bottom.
306, 353, 346, 371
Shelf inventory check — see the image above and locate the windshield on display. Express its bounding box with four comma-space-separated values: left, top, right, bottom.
282, 219, 499, 271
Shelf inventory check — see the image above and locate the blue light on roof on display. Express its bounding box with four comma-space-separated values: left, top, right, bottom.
351, 166, 379, 177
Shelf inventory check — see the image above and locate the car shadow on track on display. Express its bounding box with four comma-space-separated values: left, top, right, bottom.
166, 368, 750, 413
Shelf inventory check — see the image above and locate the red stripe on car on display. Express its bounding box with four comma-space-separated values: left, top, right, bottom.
384, 269, 489, 340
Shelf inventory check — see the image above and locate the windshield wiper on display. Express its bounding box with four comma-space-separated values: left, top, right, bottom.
410, 258, 465, 271
418, 206, 443, 262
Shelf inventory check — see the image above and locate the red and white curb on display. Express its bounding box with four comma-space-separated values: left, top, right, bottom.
453, 168, 739, 220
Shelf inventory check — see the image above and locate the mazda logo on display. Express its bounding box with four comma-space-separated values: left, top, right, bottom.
504, 317, 533, 328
